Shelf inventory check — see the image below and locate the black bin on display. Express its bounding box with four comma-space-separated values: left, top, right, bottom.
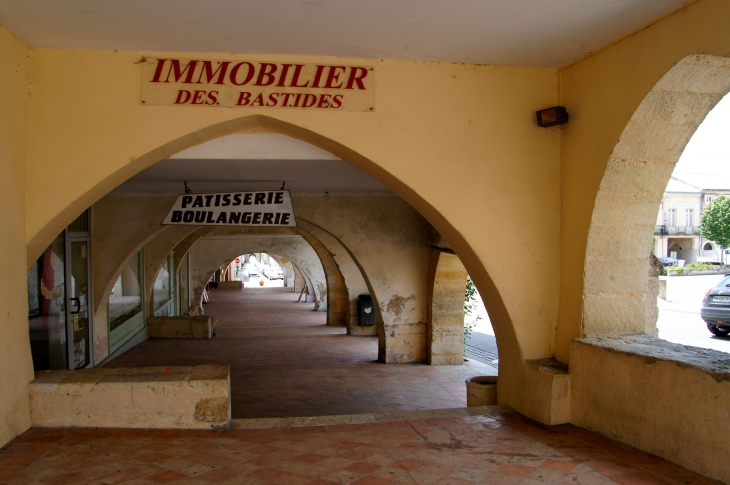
358, 295, 375, 326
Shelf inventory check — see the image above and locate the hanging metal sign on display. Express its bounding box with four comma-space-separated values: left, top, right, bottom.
141, 58, 375, 111
162, 191, 297, 227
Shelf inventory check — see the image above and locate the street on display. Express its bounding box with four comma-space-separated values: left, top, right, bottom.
658, 274, 730, 354
462, 274, 730, 362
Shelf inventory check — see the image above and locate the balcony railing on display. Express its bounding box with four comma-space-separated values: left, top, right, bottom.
655, 225, 700, 235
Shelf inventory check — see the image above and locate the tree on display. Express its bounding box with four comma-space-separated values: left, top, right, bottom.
700, 195, 730, 266
463, 277, 482, 358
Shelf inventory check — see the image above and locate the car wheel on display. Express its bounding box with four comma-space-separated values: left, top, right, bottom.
707, 324, 730, 337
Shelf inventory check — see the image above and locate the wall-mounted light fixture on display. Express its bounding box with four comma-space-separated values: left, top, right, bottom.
536, 106, 569, 127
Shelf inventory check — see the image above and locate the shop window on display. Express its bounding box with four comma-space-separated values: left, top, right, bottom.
109, 250, 145, 354
153, 253, 176, 317
27, 233, 67, 370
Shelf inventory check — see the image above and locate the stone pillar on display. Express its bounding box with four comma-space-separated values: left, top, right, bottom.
427, 249, 468, 365
646, 253, 663, 337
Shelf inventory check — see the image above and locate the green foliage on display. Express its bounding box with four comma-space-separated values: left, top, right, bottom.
700, 195, 730, 265
464, 276, 482, 358
465, 276, 478, 316
684, 263, 714, 269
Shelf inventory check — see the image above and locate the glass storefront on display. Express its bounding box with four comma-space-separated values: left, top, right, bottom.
27, 210, 93, 370
28, 233, 67, 370
109, 250, 145, 355
68, 239, 91, 369
153, 253, 176, 317
109, 252, 143, 331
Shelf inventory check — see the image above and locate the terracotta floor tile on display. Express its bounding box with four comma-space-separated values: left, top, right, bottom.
496, 464, 536, 477
350, 476, 394, 485
148, 470, 187, 483
390, 460, 427, 471
144, 431, 182, 439
538, 459, 576, 472
293, 454, 328, 464
195, 468, 239, 482
479, 472, 523, 485
431, 477, 475, 485
42, 471, 87, 484
245, 467, 284, 481
0, 453, 41, 467
611, 472, 673, 485
179, 431, 219, 439
0, 466, 24, 481
344, 462, 382, 474
291, 427, 327, 436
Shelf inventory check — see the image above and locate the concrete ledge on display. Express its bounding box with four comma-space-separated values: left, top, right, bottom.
571, 335, 730, 483
30, 365, 230, 430
148, 316, 215, 338
230, 405, 512, 429
217, 281, 243, 288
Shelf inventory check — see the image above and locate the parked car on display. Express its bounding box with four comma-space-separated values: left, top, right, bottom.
660, 257, 678, 267
270, 267, 284, 280
245, 264, 259, 277
700, 274, 730, 337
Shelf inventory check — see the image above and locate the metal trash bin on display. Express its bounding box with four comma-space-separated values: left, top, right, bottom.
358, 295, 375, 326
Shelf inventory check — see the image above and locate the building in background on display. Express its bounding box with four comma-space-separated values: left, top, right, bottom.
654, 176, 730, 263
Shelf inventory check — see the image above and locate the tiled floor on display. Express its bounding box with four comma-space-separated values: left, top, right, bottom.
110, 288, 495, 419
0, 410, 719, 485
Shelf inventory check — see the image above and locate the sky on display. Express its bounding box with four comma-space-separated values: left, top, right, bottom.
674, 93, 730, 178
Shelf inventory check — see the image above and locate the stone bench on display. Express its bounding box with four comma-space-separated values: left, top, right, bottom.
571, 335, 730, 483
148, 315, 217, 338
217, 281, 243, 288
29, 365, 230, 430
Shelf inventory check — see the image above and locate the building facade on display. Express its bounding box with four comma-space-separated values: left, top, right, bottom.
654, 176, 730, 263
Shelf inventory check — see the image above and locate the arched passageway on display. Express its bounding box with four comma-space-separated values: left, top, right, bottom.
51, 130, 500, 421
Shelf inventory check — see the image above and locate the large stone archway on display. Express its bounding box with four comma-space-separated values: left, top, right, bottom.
583, 54, 730, 336
24, 112, 523, 381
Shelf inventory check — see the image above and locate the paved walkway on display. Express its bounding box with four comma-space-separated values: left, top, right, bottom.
110, 288, 496, 419
1, 408, 719, 485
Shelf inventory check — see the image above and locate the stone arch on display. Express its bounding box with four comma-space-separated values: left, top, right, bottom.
427, 249, 469, 365
583, 54, 730, 335
703, 241, 716, 251
296, 226, 348, 326
25, 114, 519, 410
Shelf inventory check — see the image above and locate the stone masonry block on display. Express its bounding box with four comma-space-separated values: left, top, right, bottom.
598, 159, 677, 197
29, 365, 231, 429
591, 190, 662, 226
583, 294, 646, 336
632, 90, 720, 125
586, 225, 654, 261
584, 259, 649, 294
654, 62, 730, 95
612, 121, 696, 164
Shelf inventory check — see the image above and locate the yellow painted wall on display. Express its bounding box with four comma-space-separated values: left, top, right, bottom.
557, 0, 730, 362
1, 0, 728, 451
0, 26, 33, 445
23, 50, 561, 370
